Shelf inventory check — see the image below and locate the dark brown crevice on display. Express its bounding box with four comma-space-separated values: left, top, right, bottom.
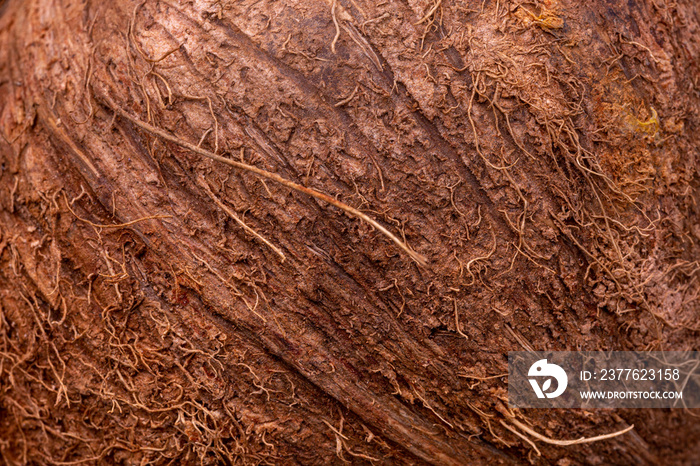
2, 0, 700, 464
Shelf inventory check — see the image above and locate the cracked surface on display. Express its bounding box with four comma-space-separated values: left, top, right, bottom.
0, 0, 699, 464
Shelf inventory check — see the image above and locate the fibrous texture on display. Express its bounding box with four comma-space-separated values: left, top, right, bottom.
0, 0, 698, 464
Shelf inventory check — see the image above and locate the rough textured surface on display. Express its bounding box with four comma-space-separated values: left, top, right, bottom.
0, 0, 698, 464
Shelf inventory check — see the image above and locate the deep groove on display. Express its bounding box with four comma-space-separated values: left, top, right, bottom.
336, 0, 517, 239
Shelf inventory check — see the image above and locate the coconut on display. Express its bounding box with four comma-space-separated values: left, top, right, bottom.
0, 0, 699, 464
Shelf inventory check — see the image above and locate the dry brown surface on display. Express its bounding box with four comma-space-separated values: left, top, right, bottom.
0, 0, 699, 464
